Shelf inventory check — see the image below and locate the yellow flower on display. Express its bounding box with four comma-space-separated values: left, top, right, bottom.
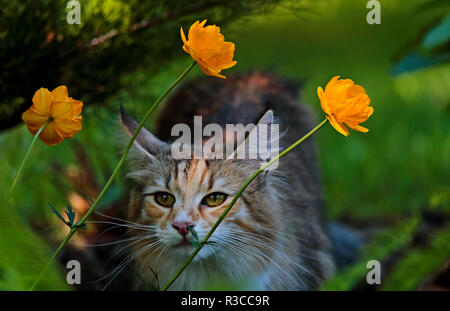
22, 86, 83, 145
181, 20, 237, 79
317, 76, 373, 136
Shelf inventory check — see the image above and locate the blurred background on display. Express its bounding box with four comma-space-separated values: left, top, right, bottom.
0, 0, 449, 290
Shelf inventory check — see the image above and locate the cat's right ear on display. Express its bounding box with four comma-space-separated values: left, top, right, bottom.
120, 105, 168, 160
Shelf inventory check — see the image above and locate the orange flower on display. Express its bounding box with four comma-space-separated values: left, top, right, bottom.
317, 76, 373, 136
181, 20, 237, 79
22, 86, 83, 145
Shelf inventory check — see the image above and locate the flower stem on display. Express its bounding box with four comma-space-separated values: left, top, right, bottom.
161, 118, 329, 291
8, 120, 50, 202
29, 61, 197, 291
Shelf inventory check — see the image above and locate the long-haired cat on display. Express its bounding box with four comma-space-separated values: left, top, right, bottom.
120, 72, 334, 290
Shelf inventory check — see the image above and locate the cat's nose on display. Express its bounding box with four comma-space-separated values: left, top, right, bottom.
172, 221, 194, 236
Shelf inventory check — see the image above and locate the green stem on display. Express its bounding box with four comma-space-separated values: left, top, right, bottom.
9, 120, 50, 202
30, 228, 77, 291
161, 118, 329, 291
29, 61, 197, 291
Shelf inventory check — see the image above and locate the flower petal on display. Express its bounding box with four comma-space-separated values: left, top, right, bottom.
317, 87, 331, 115
317, 86, 324, 100
22, 108, 49, 134
54, 118, 82, 138
347, 84, 365, 97
51, 101, 73, 119
346, 122, 369, 133
39, 121, 64, 145
31, 88, 52, 115
51, 85, 68, 103
180, 27, 188, 45
199, 64, 226, 78
327, 115, 349, 136
324, 76, 340, 94
68, 97, 83, 116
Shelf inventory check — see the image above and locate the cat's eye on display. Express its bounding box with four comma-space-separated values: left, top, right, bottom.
201, 192, 227, 208
154, 192, 175, 207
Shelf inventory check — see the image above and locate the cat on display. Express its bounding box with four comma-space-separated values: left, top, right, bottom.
120, 72, 335, 290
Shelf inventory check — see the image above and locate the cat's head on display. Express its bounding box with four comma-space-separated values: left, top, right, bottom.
120, 108, 283, 262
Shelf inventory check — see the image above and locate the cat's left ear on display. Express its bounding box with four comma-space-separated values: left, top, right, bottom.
120, 105, 168, 160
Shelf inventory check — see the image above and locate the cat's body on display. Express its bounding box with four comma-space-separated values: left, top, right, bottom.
122, 73, 334, 290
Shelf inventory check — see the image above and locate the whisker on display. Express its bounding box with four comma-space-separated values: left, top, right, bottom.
100, 234, 158, 269
226, 228, 335, 262
224, 232, 323, 283
75, 234, 154, 247
86, 220, 156, 230
93, 210, 151, 226
104, 241, 165, 291
223, 235, 305, 287
91, 239, 161, 288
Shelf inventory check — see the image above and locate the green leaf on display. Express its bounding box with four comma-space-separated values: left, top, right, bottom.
202, 241, 218, 246
65, 205, 76, 227
423, 15, 450, 49
191, 240, 201, 248
391, 52, 450, 75
150, 268, 160, 290
187, 225, 199, 241
49, 203, 81, 229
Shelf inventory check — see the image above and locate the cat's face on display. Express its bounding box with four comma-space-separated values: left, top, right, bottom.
121, 109, 279, 262
132, 157, 259, 260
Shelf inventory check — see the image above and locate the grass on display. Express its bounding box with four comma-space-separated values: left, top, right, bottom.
0, 188, 69, 290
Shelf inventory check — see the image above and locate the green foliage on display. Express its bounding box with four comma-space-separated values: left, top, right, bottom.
321, 217, 420, 291
382, 226, 450, 290
49, 203, 87, 229
423, 15, 450, 49
392, 12, 450, 75
49, 203, 71, 226
64, 204, 76, 227
0, 190, 69, 290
